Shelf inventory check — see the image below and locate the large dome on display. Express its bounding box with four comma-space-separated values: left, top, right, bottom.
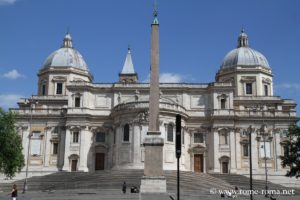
220, 30, 270, 69
42, 33, 88, 71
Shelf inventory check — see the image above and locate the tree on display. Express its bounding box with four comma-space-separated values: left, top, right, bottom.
0, 108, 24, 178
280, 124, 300, 178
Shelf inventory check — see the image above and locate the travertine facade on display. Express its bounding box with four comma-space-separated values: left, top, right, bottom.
13, 27, 297, 178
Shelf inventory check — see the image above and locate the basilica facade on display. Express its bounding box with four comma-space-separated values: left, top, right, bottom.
13, 21, 297, 177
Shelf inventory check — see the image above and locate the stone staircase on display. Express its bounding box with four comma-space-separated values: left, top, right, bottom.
1, 171, 300, 199
0, 170, 232, 193
210, 173, 300, 195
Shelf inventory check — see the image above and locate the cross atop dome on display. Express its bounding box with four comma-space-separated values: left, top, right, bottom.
237, 28, 249, 48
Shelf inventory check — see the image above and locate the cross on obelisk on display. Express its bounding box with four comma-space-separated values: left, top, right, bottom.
140, 2, 167, 198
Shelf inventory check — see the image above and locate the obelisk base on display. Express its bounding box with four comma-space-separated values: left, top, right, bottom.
140, 176, 167, 193
140, 131, 167, 198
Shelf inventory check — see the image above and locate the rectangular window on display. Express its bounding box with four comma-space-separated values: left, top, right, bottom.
53, 143, 58, 155
73, 131, 79, 143
221, 98, 226, 109
220, 133, 228, 145
56, 83, 63, 95
167, 124, 174, 142
246, 83, 252, 95
30, 131, 41, 156
42, 84, 46, 96
123, 124, 130, 142
96, 132, 105, 143
264, 85, 268, 96
75, 97, 81, 107
243, 144, 249, 157
181, 128, 184, 144
283, 145, 289, 157
194, 133, 204, 143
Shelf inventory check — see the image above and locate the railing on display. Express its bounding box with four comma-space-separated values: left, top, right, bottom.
10, 108, 63, 115
112, 101, 187, 114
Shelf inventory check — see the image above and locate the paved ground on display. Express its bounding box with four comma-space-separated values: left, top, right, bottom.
0, 189, 299, 200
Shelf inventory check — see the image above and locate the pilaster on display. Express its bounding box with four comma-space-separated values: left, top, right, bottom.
79, 126, 89, 172
229, 130, 237, 173
62, 128, 71, 171
252, 130, 258, 170
43, 126, 52, 167
213, 130, 220, 173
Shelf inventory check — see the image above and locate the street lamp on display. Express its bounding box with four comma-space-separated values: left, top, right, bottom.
23, 97, 38, 194
247, 125, 253, 200
260, 124, 269, 197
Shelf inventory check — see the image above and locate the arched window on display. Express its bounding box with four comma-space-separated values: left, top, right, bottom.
123, 124, 130, 142
75, 97, 81, 107
264, 85, 268, 96
167, 124, 174, 142
221, 98, 226, 109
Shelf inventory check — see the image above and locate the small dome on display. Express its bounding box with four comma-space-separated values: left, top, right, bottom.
220, 30, 270, 69
42, 33, 88, 71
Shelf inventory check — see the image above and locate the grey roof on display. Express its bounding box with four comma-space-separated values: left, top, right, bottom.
121, 48, 135, 74
221, 30, 270, 69
42, 33, 88, 71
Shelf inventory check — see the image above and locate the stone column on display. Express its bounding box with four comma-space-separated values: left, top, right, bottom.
235, 129, 241, 170
213, 130, 220, 173
62, 128, 71, 171
229, 129, 237, 173
252, 130, 258, 170
58, 128, 66, 169
43, 127, 52, 167
274, 131, 281, 171
79, 126, 89, 172
133, 124, 140, 165
22, 127, 29, 165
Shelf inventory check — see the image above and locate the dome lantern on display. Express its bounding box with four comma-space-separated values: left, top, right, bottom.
62, 33, 73, 48
237, 28, 249, 48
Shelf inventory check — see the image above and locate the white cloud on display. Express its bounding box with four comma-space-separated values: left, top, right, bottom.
0, 0, 17, 5
0, 94, 23, 110
144, 72, 189, 83
2, 69, 25, 79
275, 83, 300, 91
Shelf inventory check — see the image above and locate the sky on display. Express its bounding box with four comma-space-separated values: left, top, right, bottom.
0, 0, 299, 115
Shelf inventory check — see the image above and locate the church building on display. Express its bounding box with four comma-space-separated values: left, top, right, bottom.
12, 12, 297, 178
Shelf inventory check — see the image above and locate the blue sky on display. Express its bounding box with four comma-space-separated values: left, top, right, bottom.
0, 0, 299, 115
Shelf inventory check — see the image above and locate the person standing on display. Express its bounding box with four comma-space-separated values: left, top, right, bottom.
122, 181, 127, 194
11, 184, 18, 200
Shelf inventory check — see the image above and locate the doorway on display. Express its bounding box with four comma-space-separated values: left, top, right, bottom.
95, 153, 105, 170
222, 161, 229, 174
194, 154, 204, 173
71, 159, 78, 172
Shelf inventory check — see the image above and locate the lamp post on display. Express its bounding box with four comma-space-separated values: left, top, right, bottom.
247, 125, 253, 200
260, 124, 269, 197
23, 97, 37, 194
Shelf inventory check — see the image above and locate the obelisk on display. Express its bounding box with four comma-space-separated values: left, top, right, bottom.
140, 3, 167, 197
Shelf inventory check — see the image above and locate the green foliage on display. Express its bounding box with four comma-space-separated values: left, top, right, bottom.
280, 124, 300, 178
0, 108, 24, 178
